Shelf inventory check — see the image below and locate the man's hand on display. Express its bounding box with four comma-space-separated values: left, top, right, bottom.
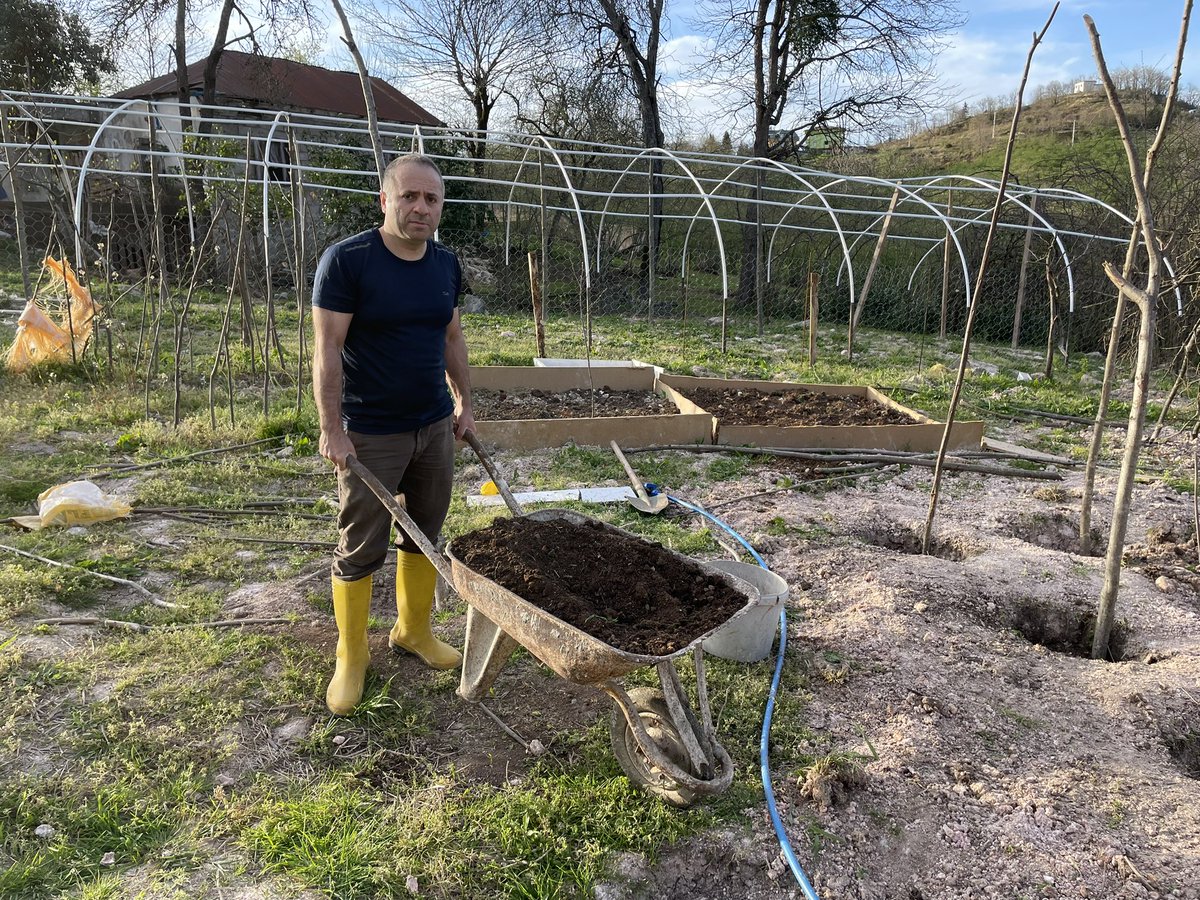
453, 407, 476, 441
320, 429, 356, 468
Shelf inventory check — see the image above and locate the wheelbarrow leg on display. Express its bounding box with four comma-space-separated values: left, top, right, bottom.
457, 605, 520, 702
656, 661, 715, 780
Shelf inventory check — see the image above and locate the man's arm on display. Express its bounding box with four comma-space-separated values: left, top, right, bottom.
445, 307, 474, 440
313, 306, 356, 467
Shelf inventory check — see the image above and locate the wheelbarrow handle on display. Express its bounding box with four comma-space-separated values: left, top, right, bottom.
345, 455, 456, 587
464, 430, 524, 517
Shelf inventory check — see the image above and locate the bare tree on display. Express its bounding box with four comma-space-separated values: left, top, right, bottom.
697, 0, 961, 160
363, 0, 543, 171
1085, 3, 1191, 660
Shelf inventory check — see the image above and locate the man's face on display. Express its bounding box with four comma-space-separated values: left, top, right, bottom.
380, 163, 443, 244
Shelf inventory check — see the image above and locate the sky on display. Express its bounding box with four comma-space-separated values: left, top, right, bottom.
936, 0, 1198, 109
311, 0, 1199, 140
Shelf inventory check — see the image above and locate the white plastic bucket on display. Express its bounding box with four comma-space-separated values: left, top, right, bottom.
702, 560, 789, 662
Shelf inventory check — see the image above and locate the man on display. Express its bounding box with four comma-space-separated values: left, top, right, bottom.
312, 153, 474, 717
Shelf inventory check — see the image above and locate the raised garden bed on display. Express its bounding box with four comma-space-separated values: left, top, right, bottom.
469, 365, 711, 451
659, 374, 984, 452
450, 515, 746, 655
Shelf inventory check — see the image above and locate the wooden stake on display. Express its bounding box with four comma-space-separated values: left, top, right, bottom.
1011, 192, 1038, 348
851, 187, 901, 334
528, 251, 545, 358
807, 271, 819, 367
940, 192, 953, 339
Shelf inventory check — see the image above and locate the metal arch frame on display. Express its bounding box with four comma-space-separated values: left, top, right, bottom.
501, 134, 592, 290
261, 110, 294, 305
2, 91, 93, 273
678, 157, 856, 310
812, 173, 974, 311
72, 97, 142, 270
71, 97, 200, 273
594, 146, 729, 304
1021, 184, 1184, 313
909, 175, 1077, 313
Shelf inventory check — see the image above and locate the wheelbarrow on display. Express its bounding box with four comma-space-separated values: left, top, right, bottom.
347, 436, 761, 807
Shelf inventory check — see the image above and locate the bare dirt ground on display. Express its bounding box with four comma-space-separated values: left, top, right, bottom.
586, 419, 1199, 900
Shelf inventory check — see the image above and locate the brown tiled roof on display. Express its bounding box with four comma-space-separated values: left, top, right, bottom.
114, 51, 443, 127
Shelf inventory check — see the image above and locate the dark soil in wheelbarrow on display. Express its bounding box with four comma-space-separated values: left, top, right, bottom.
473, 387, 675, 419
685, 386, 918, 426
451, 516, 748, 656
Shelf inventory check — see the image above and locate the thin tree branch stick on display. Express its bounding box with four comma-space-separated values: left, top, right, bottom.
469, 700, 539, 754
625, 445, 1061, 479
0, 543, 177, 608
1194, 445, 1199, 568
35, 616, 292, 631
922, 6, 1060, 553
85, 436, 286, 476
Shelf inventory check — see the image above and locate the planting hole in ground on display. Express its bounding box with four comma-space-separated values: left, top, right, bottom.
855, 521, 979, 561
1005, 509, 1106, 557
1001, 597, 1132, 661
1161, 719, 1200, 780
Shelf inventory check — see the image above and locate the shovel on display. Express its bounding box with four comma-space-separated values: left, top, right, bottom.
609, 440, 669, 515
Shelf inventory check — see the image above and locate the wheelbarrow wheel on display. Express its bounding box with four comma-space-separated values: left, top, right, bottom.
610, 687, 698, 808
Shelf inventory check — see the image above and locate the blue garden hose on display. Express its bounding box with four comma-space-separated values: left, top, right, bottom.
661, 491, 822, 900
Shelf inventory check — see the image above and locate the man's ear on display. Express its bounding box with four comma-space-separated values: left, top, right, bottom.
378, 190, 387, 213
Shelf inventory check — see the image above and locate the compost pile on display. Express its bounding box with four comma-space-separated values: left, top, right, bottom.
450, 516, 748, 655
473, 387, 674, 420
685, 386, 917, 426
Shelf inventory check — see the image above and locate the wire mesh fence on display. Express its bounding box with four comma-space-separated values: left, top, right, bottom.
0, 90, 1187, 390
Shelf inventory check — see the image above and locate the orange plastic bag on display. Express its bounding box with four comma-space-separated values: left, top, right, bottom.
4, 257, 98, 373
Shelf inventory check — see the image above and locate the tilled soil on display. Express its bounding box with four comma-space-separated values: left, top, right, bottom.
682, 387, 919, 427
449, 515, 748, 655
473, 387, 675, 420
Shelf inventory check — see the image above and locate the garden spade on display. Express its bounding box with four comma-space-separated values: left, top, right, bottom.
609, 440, 669, 515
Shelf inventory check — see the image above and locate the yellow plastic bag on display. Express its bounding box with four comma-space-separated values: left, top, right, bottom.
4, 257, 98, 373
13, 481, 132, 531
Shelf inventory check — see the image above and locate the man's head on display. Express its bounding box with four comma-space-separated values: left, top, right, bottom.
379, 154, 444, 253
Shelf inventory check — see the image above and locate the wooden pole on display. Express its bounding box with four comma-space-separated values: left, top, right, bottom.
922, 5, 1059, 554
0, 105, 31, 300
807, 271, 819, 367
851, 187, 901, 333
940, 192, 953, 339
1011, 192, 1039, 348
330, 0, 385, 184
528, 251, 545, 358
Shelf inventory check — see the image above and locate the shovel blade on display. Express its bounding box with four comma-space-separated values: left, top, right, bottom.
629, 495, 669, 515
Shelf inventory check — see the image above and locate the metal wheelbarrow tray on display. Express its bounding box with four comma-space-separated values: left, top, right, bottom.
448, 508, 762, 806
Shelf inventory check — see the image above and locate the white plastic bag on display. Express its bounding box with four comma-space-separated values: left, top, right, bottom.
13, 480, 132, 530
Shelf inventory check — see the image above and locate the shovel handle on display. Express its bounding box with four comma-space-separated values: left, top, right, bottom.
610, 440, 652, 502
463, 431, 524, 516
345, 455, 456, 586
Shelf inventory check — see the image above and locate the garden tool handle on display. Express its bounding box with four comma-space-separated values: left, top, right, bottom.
610, 441, 652, 502
345, 455, 456, 587
463, 430, 525, 517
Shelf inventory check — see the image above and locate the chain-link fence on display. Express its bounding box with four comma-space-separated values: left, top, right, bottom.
0, 91, 1185, 378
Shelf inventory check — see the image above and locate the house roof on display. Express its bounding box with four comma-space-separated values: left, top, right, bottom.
114, 51, 443, 127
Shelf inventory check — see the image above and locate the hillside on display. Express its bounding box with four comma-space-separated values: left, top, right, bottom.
827, 88, 1187, 203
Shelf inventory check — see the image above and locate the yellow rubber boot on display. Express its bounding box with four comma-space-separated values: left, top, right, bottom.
389, 551, 461, 670
326, 575, 372, 715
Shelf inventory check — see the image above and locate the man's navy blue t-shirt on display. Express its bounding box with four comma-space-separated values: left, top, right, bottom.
312, 229, 461, 434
